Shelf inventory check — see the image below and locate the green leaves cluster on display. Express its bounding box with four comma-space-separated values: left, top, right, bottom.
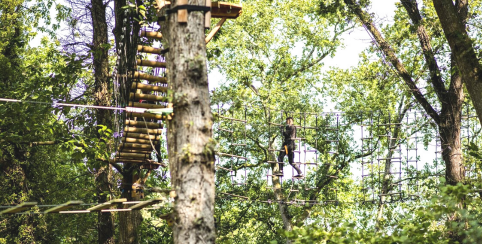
284, 181, 482, 243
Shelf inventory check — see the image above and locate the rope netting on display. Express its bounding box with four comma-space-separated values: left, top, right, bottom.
214, 103, 482, 205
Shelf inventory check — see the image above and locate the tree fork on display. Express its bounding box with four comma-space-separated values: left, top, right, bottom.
432, 0, 482, 125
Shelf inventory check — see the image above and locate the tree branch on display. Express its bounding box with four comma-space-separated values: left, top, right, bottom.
344, 0, 440, 124
110, 161, 123, 174
279, 24, 353, 85
401, 0, 447, 101
432, 0, 482, 125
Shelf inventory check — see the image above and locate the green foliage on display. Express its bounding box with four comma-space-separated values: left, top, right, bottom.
0, 1, 100, 242
282, 181, 482, 243
123, 1, 159, 25
207, 1, 364, 242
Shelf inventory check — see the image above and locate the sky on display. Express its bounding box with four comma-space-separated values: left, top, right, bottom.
325, 0, 398, 69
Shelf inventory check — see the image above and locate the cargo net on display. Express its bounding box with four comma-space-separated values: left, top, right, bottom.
213, 104, 482, 205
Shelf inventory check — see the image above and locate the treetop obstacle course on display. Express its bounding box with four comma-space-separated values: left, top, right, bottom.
3, 102, 480, 212
214, 103, 482, 205
3, 0, 482, 243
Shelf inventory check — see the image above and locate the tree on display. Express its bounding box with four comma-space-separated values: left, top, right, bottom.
432, 0, 482, 126
159, 0, 216, 242
315, 0, 482, 241
90, 0, 115, 242
336, 0, 466, 188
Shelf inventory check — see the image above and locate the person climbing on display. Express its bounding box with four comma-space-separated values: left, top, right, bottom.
274, 117, 303, 177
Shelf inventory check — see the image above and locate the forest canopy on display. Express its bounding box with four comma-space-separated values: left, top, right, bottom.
1, 0, 482, 243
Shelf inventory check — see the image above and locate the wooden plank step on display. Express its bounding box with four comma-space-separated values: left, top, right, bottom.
121, 143, 154, 149
122, 137, 159, 144
137, 59, 166, 68
117, 152, 149, 158
115, 157, 148, 161
130, 92, 167, 102
140, 30, 162, 40
44, 201, 83, 213
1, 202, 37, 214
88, 198, 127, 211
112, 158, 148, 164
127, 112, 169, 120
123, 132, 159, 140
152, 2, 242, 19
137, 45, 165, 54
128, 101, 169, 109
129, 198, 164, 210
118, 149, 153, 154
124, 126, 163, 135
211, 2, 243, 19
131, 82, 168, 92
132, 71, 167, 84
114, 155, 150, 161
125, 120, 162, 128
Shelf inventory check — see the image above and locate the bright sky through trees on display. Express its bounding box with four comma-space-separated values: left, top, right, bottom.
209, 0, 397, 91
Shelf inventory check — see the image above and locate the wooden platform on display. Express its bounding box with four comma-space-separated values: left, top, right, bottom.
211, 2, 243, 19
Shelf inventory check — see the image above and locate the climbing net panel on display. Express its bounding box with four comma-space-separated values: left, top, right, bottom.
213, 104, 482, 205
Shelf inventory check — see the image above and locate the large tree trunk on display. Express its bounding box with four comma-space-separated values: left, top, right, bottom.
95, 167, 115, 244
440, 56, 465, 186
162, 1, 216, 243
432, 0, 482, 125
272, 164, 293, 244
91, 0, 115, 243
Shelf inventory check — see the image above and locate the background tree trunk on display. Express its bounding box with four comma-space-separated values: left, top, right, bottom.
162, 0, 216, 243
119, 168, 143, 244
91, 0, 115, 243
440, 56, 465, 185
269, 149, 293, 235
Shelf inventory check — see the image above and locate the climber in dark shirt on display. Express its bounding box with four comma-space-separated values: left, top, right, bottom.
275, 117, 303, 177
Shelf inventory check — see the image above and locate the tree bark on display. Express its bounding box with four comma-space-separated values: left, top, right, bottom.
162, 1, 216, 243
91, 0, 115, 243
94, 167, 115, 244
440, 56, 465, 185
432, 0, 482, 125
